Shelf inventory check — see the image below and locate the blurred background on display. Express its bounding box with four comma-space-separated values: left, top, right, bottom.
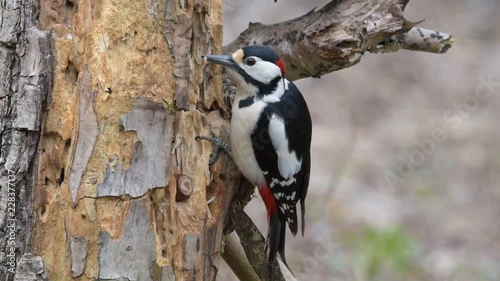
219, 0, 500, 280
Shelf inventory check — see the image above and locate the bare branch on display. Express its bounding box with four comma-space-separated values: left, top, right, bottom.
373, 27, 454, 54
223, 0, 453, 81
222, 234, 261, 281
229, 207, 287, 281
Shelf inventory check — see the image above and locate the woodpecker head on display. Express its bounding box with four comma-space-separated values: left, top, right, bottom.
203, 45, 285, 93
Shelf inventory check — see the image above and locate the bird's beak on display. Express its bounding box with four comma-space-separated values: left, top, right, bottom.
202, 54, 239, 70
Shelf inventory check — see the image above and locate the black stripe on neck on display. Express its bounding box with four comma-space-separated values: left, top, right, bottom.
238, 96, 255, 108
237, 68, 282, 95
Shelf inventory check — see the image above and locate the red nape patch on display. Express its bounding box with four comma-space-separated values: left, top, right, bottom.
258, 185, 278, 221
275, 58, 286, 77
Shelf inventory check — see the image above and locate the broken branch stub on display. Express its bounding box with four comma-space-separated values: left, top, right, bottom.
175, 174, 193, 202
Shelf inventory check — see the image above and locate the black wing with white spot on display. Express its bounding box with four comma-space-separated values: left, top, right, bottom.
251, 81, 312, 236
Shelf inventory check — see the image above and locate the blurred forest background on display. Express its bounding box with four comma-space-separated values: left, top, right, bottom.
219, 0, 500, 280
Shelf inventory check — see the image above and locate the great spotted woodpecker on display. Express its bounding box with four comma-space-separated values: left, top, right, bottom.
203, 46, 312, 278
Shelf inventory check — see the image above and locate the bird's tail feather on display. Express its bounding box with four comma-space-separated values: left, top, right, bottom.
267, 214, 294, 280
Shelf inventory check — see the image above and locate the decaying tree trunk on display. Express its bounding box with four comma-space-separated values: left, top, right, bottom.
1, 0, 233, 280
0, 0, 452, 280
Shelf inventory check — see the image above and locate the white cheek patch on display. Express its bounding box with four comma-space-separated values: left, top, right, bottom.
268, 114, 302, 179
243, 61, 282, 84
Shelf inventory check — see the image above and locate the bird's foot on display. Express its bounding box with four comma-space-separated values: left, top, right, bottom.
195, 126, 232, 164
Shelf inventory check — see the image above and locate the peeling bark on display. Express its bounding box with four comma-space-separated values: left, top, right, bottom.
69, 237, 88, 278
0, 0, 53, 280
96, 99, 172, 198
13, 254, 50, 281
69, 66, 98, 205
98, 199, 157, 280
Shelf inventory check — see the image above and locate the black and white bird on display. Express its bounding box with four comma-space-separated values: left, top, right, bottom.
203, 46, 312, 278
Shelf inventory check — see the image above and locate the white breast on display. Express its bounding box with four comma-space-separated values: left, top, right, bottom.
230, 97, 267, 186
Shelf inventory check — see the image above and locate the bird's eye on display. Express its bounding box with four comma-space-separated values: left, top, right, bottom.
245, 58, 256, 66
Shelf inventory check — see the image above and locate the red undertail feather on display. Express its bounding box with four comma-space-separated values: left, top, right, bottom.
258, 185, 277, 221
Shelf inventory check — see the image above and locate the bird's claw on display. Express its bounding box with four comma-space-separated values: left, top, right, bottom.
195, 126, 232, 165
